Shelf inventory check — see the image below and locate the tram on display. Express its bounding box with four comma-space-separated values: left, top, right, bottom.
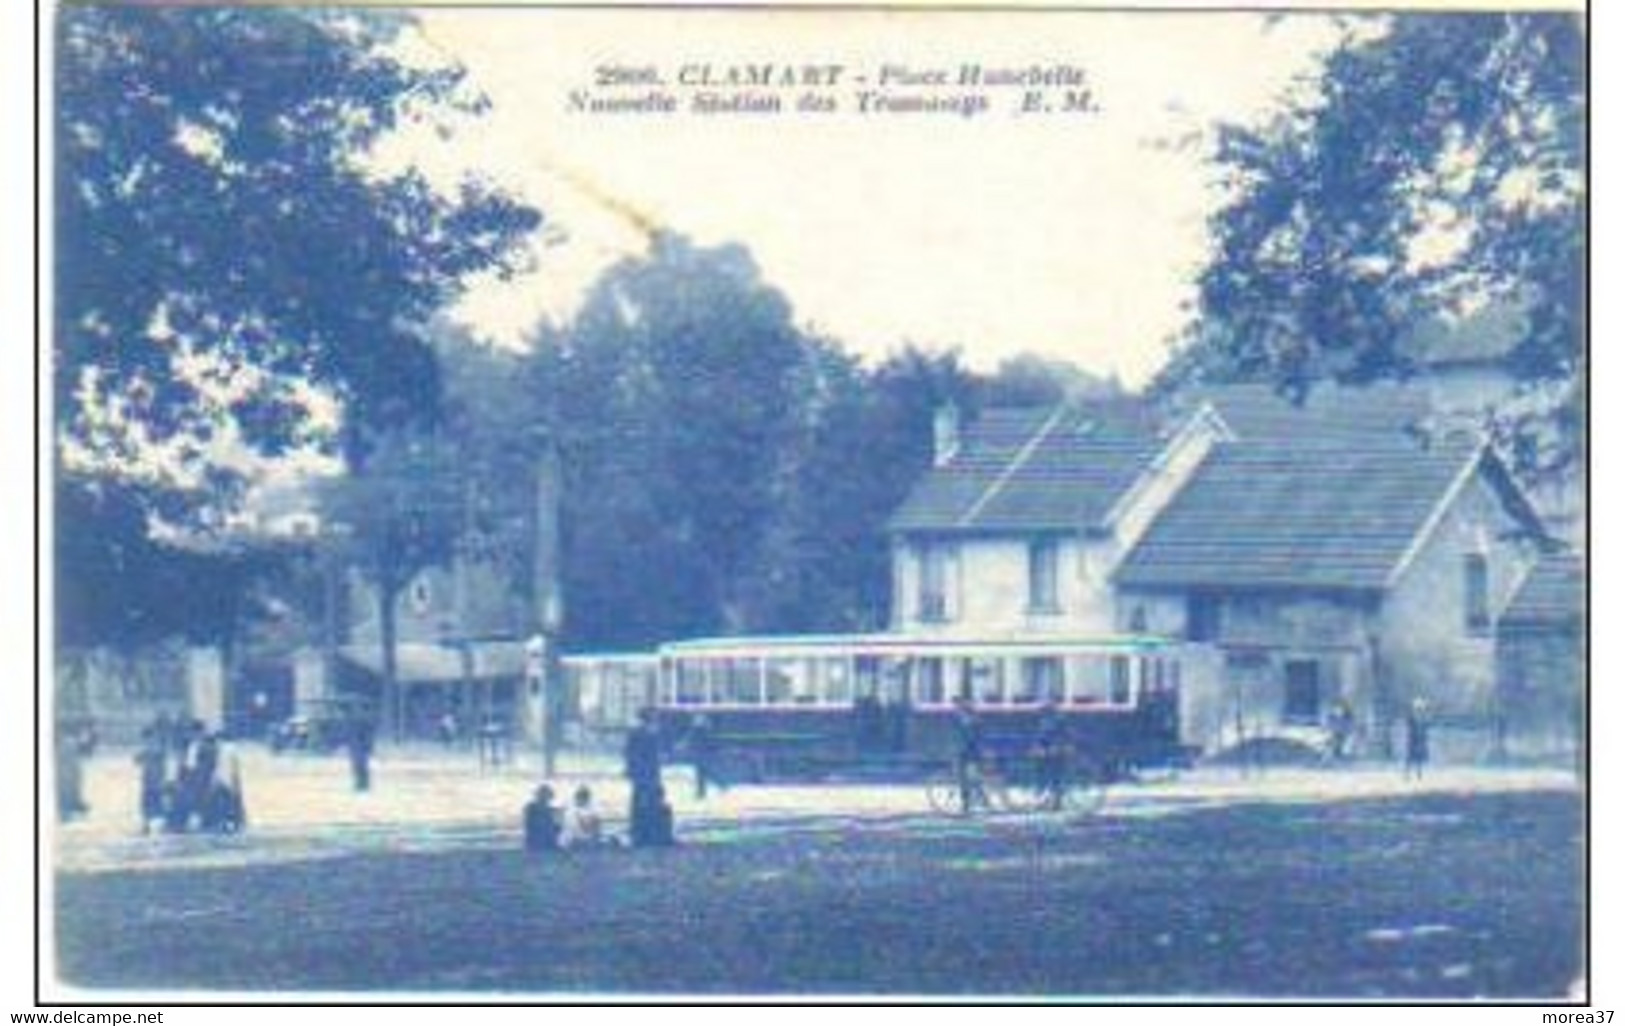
566, 633, 1199, 781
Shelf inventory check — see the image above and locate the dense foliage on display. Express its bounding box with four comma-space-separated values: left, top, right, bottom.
1175, 13, 1583, 478
55, 7, 539, 648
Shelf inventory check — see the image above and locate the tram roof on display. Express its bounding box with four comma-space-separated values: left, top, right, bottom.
655, 632, 1179, 659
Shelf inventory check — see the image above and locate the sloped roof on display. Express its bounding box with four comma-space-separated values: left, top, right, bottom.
1176, 383, 1439, 448
888, 401, 1163, 534
1112, 380, 1558, 591
1500, 552, 1584, 630
1113, 438, 1482, 591
340, 640, 526, 683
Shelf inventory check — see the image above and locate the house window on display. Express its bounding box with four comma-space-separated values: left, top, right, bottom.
1028, 539, 1061, 614
1464, 553, 1490, 633
1283, 660, 1321, 724
919, 541, 956, 622
1186, 593, 1222, 642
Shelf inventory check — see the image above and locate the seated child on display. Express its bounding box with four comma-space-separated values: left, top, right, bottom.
523, 784, 561, 853
561, 784, 613, 849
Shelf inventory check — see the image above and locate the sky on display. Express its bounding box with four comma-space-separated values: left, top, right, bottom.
399, 10, 1351, 387
394, 11, 1349, 387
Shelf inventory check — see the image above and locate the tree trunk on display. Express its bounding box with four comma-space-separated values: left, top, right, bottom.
379, 580, 399, 742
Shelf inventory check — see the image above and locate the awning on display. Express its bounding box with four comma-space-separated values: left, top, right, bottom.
339, 640, 527, 684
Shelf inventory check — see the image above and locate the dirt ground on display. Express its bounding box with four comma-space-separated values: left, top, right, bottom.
49, 750, 1584, 999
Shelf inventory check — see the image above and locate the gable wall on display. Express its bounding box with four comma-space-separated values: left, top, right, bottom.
1378, 471, 1542, 718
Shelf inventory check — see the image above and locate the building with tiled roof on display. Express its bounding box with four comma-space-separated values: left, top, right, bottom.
888, 384, 1578, 758
1494, 552, 1584, 761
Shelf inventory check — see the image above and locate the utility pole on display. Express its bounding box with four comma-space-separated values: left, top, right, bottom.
531, 435, 565, 777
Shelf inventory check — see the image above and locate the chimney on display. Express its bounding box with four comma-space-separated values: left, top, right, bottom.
933, 403, 961, 467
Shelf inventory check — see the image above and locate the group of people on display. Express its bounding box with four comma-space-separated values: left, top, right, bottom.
1321, 695, 1433, 777
134, 715, 246, 835
522, 707, 677, 854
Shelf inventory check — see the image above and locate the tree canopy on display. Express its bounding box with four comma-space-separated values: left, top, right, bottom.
55, 7, 540, 649
505, 234, 1085, 650
56, 7, 539, 509
1183, 13, 1583, 409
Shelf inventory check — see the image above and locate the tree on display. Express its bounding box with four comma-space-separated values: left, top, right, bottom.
736, 346, 980, 633
528, 234, 810, 648
1181, 13, 1583, 476
55, 7, 540, 647
318, 429, 462, 722
55, 478, 274, 652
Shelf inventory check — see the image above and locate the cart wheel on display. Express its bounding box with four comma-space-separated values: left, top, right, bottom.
1064, 762, 1109, 815
924, 774, 963, 815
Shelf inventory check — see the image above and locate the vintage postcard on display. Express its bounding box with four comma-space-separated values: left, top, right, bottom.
42, 0, 1587, 1004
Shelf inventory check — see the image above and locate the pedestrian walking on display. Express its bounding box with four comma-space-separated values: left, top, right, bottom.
347, 708, 375, 792
134, 726, 168, 835
1404, 697, 1431, 780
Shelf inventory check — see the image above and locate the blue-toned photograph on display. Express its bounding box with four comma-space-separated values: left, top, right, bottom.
48, 4, 1585, 1001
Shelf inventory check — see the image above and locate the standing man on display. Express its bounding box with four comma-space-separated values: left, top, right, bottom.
347, 704, 376, 792
1033, 699, 1069, 811
55, 720, 90, 823
134, 725, 169, 835
1404, 697, 1431, 780
1327, 697, 1356, 762
953, 696, 986, 815
624, 707, 672, 847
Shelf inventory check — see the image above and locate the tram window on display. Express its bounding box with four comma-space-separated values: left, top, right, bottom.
721, 658, 762, 705
916, 657, 946, 706
855, 657, 882, 701
676, 661, 706, 705
973, 658, 1005, 704
1068, 657, 1107, 704
824, 661, 853, 705
1017, 657, 1063, 704
1109, 656, 1132, 704
794, 659, 820, 704
765, 660, 796, 705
